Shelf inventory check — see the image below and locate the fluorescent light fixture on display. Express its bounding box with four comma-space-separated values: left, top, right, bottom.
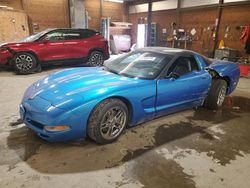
105, 0, 124, 3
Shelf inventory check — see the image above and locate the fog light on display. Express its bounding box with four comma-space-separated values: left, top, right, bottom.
44, 125, 70, 132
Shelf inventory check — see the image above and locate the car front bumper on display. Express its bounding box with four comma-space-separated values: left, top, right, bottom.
20, 95, 88, 142
0, 49, 12, 65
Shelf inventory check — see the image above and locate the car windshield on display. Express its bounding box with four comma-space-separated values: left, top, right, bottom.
104, 51, 173, 79
20, 29, 54, 42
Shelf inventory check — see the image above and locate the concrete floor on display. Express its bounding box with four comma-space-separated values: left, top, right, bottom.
0, 66, 250, 188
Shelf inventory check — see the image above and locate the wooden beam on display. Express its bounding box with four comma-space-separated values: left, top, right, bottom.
68, 0, 71, 28
100, 0, 103, 18
176, 0, 181, 27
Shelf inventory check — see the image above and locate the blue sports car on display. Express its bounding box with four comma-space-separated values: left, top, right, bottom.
20, 47, 240, 144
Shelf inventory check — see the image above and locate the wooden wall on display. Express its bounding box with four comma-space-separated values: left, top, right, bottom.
84, 0, 100, 30
0, 0, 23, 10
85, 0, 128, 30
0, 0, 69, 34
0, 0, 128, 38
0, 9, 29, 43
22, 0, 70, 33
102, 1, 128, 22
129, 3, 250, 57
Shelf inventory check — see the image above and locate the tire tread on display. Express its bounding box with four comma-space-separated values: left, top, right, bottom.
87, 98, 128, 144
204, 79, 227, 110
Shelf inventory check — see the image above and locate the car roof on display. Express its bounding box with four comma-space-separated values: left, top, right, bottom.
137, 47, 195, 56
48, 28, 98, 33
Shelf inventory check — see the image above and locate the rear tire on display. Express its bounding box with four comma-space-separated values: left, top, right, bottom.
87, 99, 128, 144
204, 79, 227, 110
87, 51, 104, 66
13, 52, 38, 74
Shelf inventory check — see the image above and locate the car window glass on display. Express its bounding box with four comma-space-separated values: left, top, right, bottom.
63, 31, 81, 40
21, 29, 53, 42
168, 57, 190, 76
105, 52, 173, 79
189, 56, 199, 71
168, 56, 200, 77
119, 53, 142, 64
80, 30, 96, 39
45, 31, 65, 41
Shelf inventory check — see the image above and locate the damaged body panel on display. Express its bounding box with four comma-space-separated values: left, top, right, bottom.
208, 60, 240, 94
0, 47, 15, 65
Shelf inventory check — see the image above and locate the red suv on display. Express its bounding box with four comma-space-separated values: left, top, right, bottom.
0, 28, 109, 74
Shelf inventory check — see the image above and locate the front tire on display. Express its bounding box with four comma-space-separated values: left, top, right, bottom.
204, 79, 227, 110
13, 52, 38, 74
87, 51, 104, 66
87, 99, 129, 144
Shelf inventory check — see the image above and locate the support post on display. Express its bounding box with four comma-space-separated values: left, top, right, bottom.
147, 0, 152, 47
213, 0, 224, 57
100, 0, 103, 23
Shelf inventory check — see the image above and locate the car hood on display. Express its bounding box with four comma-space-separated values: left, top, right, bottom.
28, 67, 146, 109
0, 42, 35, 48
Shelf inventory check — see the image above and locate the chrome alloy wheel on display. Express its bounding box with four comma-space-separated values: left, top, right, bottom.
89, 52, 104, 66
100, 107, 126, 140
15, 54, 34, 71
217, 85, 227, 106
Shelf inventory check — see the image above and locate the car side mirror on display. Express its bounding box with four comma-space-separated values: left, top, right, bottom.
167, 72, 180, 80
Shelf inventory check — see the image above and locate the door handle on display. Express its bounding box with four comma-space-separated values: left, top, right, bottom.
201, 76, 207, 79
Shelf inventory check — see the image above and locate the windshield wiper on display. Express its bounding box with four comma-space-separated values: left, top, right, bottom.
119, 72, 136, 78
103, 66, 137, 78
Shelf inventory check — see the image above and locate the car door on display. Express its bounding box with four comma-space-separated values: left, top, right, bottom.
63, 30, 85, 59
156, 55, 211, 117
63, 30, 96, 59
37, 30, 68, 61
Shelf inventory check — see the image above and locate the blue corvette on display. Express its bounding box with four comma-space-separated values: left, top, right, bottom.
20, 47, 240, 144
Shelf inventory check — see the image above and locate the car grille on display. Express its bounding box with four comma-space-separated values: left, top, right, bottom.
26, 118, 45, 130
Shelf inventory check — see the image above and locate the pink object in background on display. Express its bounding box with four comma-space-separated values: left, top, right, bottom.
113, 35, 131, 52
